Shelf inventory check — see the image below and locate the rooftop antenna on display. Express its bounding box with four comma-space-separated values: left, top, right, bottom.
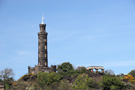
41, 14, 44, 24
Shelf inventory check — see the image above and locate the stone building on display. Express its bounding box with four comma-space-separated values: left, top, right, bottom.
0, 83, 4, 90
28, 17, 56, 74
86, 66, 104, 73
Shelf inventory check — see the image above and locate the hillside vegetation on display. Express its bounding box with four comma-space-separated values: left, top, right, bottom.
1, 62, 135, 90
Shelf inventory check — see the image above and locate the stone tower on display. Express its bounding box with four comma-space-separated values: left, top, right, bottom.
28, 16, 56, 74
38, 22, 48, 67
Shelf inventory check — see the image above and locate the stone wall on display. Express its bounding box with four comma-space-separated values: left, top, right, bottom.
0, 83, 4, 90
28, 65, 56, 74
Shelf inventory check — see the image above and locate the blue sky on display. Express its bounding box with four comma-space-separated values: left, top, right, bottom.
0, 0, 135, 80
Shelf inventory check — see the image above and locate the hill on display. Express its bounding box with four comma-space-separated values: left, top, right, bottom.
1, 62, 135, 90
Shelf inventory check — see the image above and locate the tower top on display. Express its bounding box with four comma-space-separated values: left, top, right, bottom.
41, 14, 44, 24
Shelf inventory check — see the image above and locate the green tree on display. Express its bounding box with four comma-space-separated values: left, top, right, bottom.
86, 78, 101, 89
128, 70, 135, 78
58, 62, 74, 73
5, 83, 10, 90
28, 82, 38, 90
58, 80, 71, 90
77, 66, 87, 73
16, 82, 29, 90
101, 75, 126, 90
0, 68, 14, 90
37, 72, 62, 88
37, 72, 48, 88
0, 68, 14, 81
72, 74, 89, 89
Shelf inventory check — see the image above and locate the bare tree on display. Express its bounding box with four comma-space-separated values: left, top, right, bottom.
104, 69, 115, 75
0, 68, 14, 81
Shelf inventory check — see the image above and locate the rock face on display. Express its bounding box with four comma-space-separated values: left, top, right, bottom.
28, 19, 56, 74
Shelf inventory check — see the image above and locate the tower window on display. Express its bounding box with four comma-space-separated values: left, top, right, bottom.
45, 46, 47, 49
45, 54, 47, 57
39, 54, 41, 57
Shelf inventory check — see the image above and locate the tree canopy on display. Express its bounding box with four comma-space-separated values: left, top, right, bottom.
101, 75, 126, 90
0, 68, 14, 81
57, 62, 74, 73
128, 70, 135, 78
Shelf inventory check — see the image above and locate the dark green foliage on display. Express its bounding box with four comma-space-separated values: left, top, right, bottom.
5, 83, 10, 90
7, 63, 135, 90
58, 62, 74, 73
116, 73, 124, 79
22, 74, 31, 81
0, 68, 14, 90
28, 82, 39, 90
37, 72, 63, 88
101, 75, 126, 90
0, 68, 14, 81
65, 69, 80, 77
79, 66, 87, 73
72, 73, 101, 89
58, 80, 71, 90
72, 74, 89, 89
0, 79, 3, 83
86, 78, 101, 89
19, 73, 37, 82
4, 78, 14, 88
16, 82, 29, 90
129, 70, 135, 78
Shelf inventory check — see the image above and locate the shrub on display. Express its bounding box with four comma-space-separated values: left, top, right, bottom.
86, 78, 101, 89
128, 70, 135, 78
5, 83, 10, 90
58, 80, 71, 90
58, 62, 74, 73
72, 74, 89, 89
37, 72, 63, 88
102, 75, 126, 90
123, 75, 135, 84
